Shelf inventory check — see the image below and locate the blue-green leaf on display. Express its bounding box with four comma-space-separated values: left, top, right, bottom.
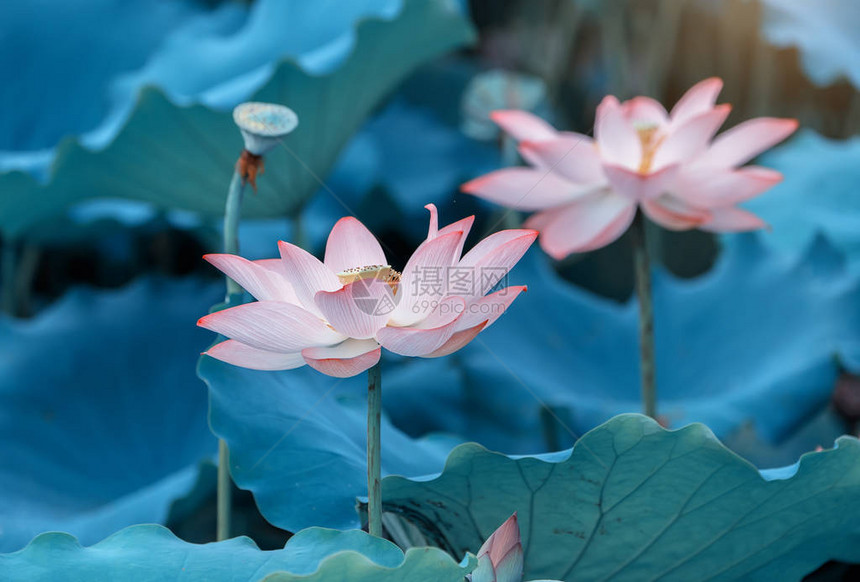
384, 236, 860, 455
758, 0, 860, 88
198, 355, 464, 533
738, 130, 860, 267
374, 414, 860, 581
0, 0, 221, 157
0, 0, 474, 238
0, 278, 220, 551
0, 525, 473, 582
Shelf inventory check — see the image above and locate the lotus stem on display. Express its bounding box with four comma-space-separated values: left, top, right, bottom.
367, 361, 383, 537
631, 212, 657, 419
223, 170, 246, 293
216, 168, 247, 542
499, 135, 523, 229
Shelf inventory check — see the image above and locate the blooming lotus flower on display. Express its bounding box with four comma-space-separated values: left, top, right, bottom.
462, 78, 799, 259
198, 205, 536, 378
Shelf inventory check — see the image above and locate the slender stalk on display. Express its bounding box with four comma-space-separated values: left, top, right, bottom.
216, 440, 232, 541
216, 168, 247, 542
630, 212, 657, 419
499, 134, 523, 230
366, 362, 383, 538
223, 170, 246, 292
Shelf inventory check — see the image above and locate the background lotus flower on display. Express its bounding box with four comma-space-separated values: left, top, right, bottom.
198, 205, 535, 378
462, 78, 798, 259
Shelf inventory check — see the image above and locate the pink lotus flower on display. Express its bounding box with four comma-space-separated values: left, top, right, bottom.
462, 78, 798, 259
471, 513, 524, 582
198, 205, 536, 378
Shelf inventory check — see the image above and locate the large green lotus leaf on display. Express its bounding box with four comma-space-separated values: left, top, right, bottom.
0, 0, 474, 239
373, 414, 860, 581
0, 277, 221, 552
199, 353, 464, 533
0, 524, 472, 582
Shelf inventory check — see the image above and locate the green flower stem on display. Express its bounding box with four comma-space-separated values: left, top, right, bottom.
631, 212, 657, 419
499, 135, 523, 230
223, 170, 246, 292
216, 168, 247, 542
367, 361, 383, 538
216, 439, 232, 541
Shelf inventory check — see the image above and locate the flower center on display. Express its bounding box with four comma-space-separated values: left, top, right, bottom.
636, 125, 664, 174
337, 265, 401, 292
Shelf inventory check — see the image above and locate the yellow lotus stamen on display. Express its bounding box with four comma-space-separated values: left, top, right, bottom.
337, 265, 401, 293
636, 125, 664, 174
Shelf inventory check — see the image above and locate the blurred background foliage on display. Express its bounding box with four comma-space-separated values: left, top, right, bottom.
3, 0, 859, 313
1, 0, 859, 578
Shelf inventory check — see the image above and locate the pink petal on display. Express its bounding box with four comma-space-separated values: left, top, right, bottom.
314, 278, 395, 339
603, 162, 678, 202
494, 548, 525, 582
457, 285, 527, 330
255, 258, 290, 275
490, 110, 558, 142
204, 340, 304, 371
518, 136, 607, 185
594, 95, 642, 170
422, 321, 488, 358
462, 168, 592, 211
699, 206, 767, 232
518, 130, 592, 168
391, 231, 470, 326
457, 229, 538, 297
425, 203, 474, 260
697, 117, 799, 168
278, 241, 342, 316
376, 297, 464, 357
675, 165, 783, 208
324, 216, 387, 274
651, 104, 732, 170
198, 301, 345, 352
439, 216, 475, 262
478, 514, 522, 572
669, 77, 724, 127
302, 339, 381, 378
204, 254, 299, 304
641, 195, 710, 230
622, 96, 669, 127
425, 203, 441, 239
526, 192, 636, 258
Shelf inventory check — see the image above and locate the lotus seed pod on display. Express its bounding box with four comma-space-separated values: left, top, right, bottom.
233, 102, 298, 156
